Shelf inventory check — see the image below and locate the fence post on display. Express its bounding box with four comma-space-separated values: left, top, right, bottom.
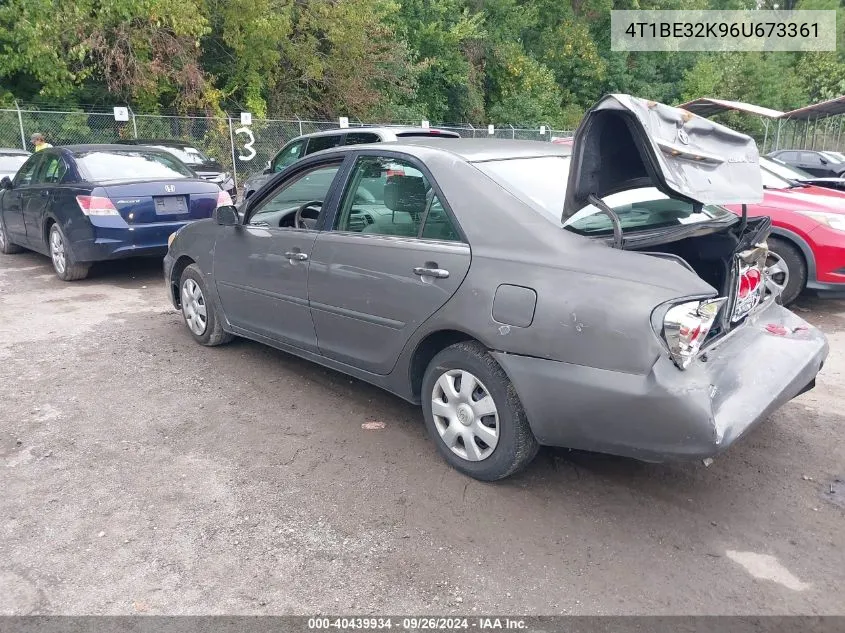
15, 100, 26, 150
467, 123, 475, 138
510, 124, 515, 139
129, 107, 138, 138
227, 116, 239, 192
297, 116, 303, 137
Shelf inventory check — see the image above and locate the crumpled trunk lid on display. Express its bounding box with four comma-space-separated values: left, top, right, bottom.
562, 94, 764, 222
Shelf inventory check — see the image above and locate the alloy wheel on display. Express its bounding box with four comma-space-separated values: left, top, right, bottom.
181, 278, 208, 336
50, 228, 66, 274
765, 251, 789, 297
431, 369, 499, 462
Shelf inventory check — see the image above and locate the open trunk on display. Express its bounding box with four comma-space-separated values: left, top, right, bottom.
565, 94, 773, 343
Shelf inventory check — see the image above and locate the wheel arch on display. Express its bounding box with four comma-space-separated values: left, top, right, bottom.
768, 227, 815, 283
170, 255, 197, 306
408, 329, 481, 401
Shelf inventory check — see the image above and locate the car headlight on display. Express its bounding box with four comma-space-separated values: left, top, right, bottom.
794, 210, 845, 231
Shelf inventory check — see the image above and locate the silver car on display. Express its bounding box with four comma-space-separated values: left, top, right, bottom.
240, 127, 461, 204
164, 95, 828, 481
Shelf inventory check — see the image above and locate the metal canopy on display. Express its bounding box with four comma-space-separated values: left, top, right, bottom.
677, 98, 784, 119
782, 95, 845, 120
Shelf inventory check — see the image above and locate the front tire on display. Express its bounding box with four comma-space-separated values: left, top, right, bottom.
766, 237, 806, 306
0, 217, 23, 254
49, 224, 89, 281
179, 264, 233, 346
421, 341, 539, 481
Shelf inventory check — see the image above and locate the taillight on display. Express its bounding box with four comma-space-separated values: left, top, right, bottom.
662, 298, 727, 369
75, 195, 119, 216
217, 190, 233, 207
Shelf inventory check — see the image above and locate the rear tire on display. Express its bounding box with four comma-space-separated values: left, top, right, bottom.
0, 217, 23, 254
179, 263, 233, 346
421, 341, 539, 481
49, 224, 89, 281
767, 237, 806, 306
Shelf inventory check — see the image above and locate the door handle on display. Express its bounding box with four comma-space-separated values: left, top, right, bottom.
285, 251, 309, 261
413, 267, 449, 279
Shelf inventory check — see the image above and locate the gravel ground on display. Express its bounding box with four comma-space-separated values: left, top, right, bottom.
1, 251, 843, 616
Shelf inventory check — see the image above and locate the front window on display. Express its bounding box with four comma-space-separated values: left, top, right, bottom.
272, 140, 305, 172
248, 162, 341, 226
475, 155, 733, 235
76, 150, 193, 181
13, 155, 41, 187
0, 154, 29, 174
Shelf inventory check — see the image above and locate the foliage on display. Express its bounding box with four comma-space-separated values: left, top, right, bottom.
0, 0, 842, 125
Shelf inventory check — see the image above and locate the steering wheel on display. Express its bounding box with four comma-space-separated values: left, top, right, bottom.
295, 200, 322, 229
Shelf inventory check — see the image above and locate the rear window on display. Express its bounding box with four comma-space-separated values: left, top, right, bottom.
476, 155, 732, 234
75, 150, 194, 181
0, 154, 29, 173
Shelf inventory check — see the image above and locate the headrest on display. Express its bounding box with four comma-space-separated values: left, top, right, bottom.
384, 175, 426, 215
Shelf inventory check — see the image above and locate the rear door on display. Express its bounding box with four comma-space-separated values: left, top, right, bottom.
2, 153, 42, 244
213, 158, 346, 350
308, 152, 471, 375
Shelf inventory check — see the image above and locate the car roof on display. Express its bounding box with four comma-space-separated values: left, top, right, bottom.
311, 138, 572, 162
294, 126, 460, 140
58, 144, 181, 155
0, 148, 31, 155
116, 139, 199, 148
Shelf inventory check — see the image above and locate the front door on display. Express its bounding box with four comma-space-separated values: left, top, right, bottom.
308, 153, 471, 375
213, 160, 344, 351
2, 153, 41, 243
24, 153, 68, 249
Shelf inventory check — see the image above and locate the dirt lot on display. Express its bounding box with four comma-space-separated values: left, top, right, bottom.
1, 251, 843, 616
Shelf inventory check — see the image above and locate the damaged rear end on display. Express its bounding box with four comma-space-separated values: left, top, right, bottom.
541, 94, 830, 459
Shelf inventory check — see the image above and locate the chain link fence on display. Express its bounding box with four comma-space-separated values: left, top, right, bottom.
0, 105, 574, 191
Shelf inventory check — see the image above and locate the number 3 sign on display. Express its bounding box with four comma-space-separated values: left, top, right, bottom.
235, 126, 256, 161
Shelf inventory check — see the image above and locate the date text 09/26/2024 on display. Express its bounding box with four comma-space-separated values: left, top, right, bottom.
307, 618, 527, 630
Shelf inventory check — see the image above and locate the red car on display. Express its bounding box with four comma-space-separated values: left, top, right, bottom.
724, 157, 845, 304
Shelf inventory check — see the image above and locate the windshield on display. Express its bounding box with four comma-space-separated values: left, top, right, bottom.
149, 144, 210, 166
761, 157, 812, 181
475, 155, 733, 235
821, 151, 845, 163
76, 150, 194, 181
0, 154, 29, 173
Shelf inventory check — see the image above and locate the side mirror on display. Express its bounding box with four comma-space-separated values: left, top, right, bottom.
214, 204, 239, 226
263, 160, 272, 175
0, 176, 12, 190
820, 158, 828, 165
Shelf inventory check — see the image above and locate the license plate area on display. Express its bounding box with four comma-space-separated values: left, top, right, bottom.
153, 195, 188, 215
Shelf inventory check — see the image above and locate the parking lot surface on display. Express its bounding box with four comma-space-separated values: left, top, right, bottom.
1, 252, 844, 615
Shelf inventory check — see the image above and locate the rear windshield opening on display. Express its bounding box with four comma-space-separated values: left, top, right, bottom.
475, 155, 734, 234
76, 151, 194, 181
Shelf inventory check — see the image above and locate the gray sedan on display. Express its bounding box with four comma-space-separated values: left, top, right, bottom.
164, 95, 828, 480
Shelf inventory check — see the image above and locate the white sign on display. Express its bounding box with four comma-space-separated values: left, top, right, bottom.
488, 124, 495, 135
240, 112, 252, 126
113, 107, 129, 122
540, 125, 546, 135
339, 117, 349, 129
421, 120, 430, 129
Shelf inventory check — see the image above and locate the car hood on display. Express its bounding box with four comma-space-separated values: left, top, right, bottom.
753, 186, 845, 213
563, 94, 763, 222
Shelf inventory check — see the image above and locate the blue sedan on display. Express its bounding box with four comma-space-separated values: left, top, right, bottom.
0, 144, 231, 280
